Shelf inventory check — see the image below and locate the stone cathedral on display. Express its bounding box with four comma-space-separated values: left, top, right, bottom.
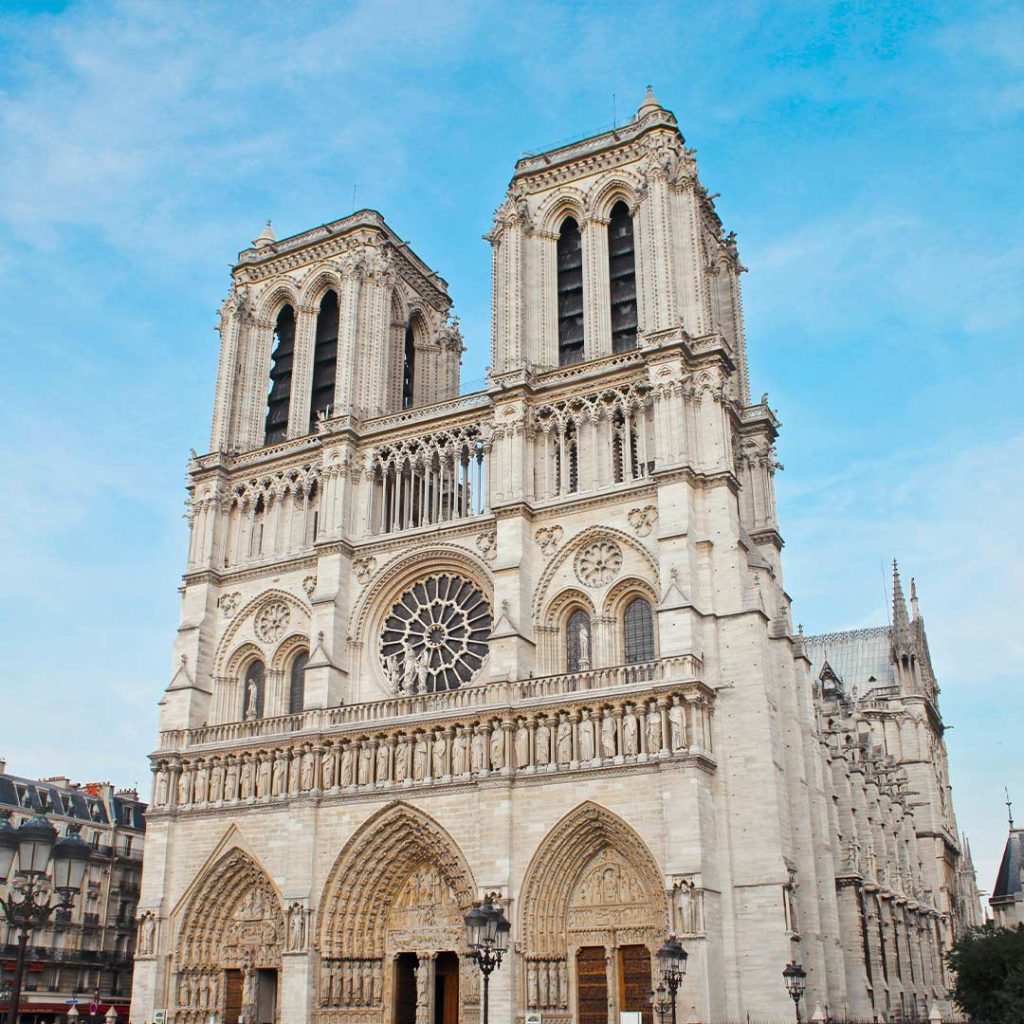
132, 91, 978, 1024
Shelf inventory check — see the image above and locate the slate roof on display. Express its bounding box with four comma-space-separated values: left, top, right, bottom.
0, 771, 145, 835
992, 829, 1024, 903
803, 625, 896, 696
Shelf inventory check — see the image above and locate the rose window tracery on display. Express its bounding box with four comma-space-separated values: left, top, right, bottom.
575, 541, 623, 587
254, 601, 290, 643
380, 575, 491, 693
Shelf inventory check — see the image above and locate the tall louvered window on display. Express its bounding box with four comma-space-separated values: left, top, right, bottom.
608, 201, 638, 352
402, 322, 416, 409
288, 650, 309, 715
309, 291, 338, 430
264, 305, 295, 445
557, 217, 584, 366
623, 597, 655, 664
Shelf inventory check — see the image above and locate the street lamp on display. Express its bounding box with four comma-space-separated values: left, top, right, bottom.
0, 813, 90, 1024
782, 961, 807, 1024
648, 983, 672, 1024
656, 936, 688, 1024
463, 895, 510, 1024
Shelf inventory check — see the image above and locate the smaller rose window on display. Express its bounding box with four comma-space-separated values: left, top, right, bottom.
575, 541, 623, 587
254, 601, 291, 644
380, 575, 491, 693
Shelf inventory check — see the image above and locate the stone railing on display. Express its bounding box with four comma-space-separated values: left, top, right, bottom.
150, 668, 713, 814
158, 655, 702, 752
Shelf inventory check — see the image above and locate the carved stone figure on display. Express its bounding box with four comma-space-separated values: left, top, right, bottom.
402, 642, 418, 693
527, 961, 539, 1007
358, 743, 373, 785
376, 742, 390, 783
579, 711, 595, 761
578, 622, 591, 669
453, 729, 469, 774
245, 679, 258, 720
341, 745, 355, 786
535, 719, 551, 764
240, 759, 252, 799
432, 731, 447, 777
321, 749, 335, 789
515, 722, 530, 767
288, 904, 305, 950
224, 760, 238, 801
415, 647, 431, 693
177, 766, 191, 805
256, 755, 270, 797
193, 764, 209, 804
154, 768, 168, 806
489, 726, 505, 769
300, 750, 314, 790
471, 728, 485, 771
288, 751, 301, 794
413, 736, 428, 780
271, 754, 286, 796
395, 737, 410, 782
646, 705, 663, 752
623, 707, 639, 755
556, 717, 572, 764
601, 715, 616, 758
138, 912, 156, 954
210, 762, 224, 803
669, 697, 686, 751
385, 653, 402, 693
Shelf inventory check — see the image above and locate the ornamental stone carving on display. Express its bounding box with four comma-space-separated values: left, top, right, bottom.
302, 575, 317, 598
353, 557, 377, 584
627, 505, 658, 537
218, 591, 241, 618
574, 541, 623, 587
536, 525, 563, 556
254, 600, 291, 643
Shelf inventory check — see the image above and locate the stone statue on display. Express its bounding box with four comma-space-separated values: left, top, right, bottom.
289, 905, 305, 950
177, 767, 191, 806
357, 743, 372, 785
154, 768, 168, 806
601, 715, 616, 758
579, 711, 595, 761
453, 729, 469, 774
415, 647, 431, 693
395, 737, 410, 782
138, 912, 156, 954
578, 622, 591, 670
257, 755, 270, 797
669, 697, 686, 751
224, 760, 238, 801
527, 962, 539, 1007
321, 749, 335, 789
535, 719, 550, 764
210, 762, 224, 802
245, 679, 258, 719
240, 759, 253, 799
471, 728, 485, 771
556, 717, 572, 764
193, 764, 209, 804
623, 707, 639, 755
288, 752, 301, 794
432, 732, 447, 777
271, 754, 286, 796
489, 726, 504, 769
515, 722, 530, 767
385, 653, 402, 693
300, 750, 314, 790
646, 705, 662, 752
413, 736, 428, 780
341, 745, 354, 787
538, 960, 550, 1006
376, 742, 390, 783
402, 643, 418, 693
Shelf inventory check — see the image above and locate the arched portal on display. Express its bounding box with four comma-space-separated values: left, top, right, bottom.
174, 848, 284, 1024
317, 802, 481, 1024
519, 802, 669, 1024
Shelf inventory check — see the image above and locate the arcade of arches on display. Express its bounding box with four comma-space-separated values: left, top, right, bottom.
168, 802, 668, 1024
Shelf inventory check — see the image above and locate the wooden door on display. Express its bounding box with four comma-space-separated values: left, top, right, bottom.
224, 969, 243, 1024
618, 944, 652, 1024
576, 946, 607, 1024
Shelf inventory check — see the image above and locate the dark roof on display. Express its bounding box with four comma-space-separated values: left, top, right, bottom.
804, 626, 895, 696
0, 772, 146, 835
992, 829, 1024, 903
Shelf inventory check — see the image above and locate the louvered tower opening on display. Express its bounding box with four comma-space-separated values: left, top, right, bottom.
264, 304, 295, 446
557, 217, 584, 366
608, 201, 638, 352
402, 322, 416, 409
309, 291, 338, 430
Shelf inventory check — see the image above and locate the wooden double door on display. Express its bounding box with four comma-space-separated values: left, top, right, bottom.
576, 944, 652, 1024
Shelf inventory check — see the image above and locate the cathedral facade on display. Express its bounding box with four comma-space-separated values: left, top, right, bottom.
131, 91, 974, 1024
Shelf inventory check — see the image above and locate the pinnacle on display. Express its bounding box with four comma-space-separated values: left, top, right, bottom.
253, 220, 276, 248
638, 85, 663, 118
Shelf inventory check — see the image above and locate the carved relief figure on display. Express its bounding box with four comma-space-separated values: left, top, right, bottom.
154, 768, 169, 806
669, 696, 686, 751
471, 727, 485, 771
395, 737, 410, 782
358, 743, 373, 785
579, 710, 595, 761
432, 731, 447, 777
376, 742, 390, 783
138, 912, 156, 954
556, 716, 572, 764
288, 904, 305, 950
413, 735, 428, 780
453, 728, 469, 775
209, 761, 224, 803
515, 721, 530, 768
239, 759, 252, 799
193, 764, 209, 804
490, 726, 505, 769
646, 704, 663, 752
623, 706, 639, 755
224, 760, 239, 801
535, 718, 551, 765
257, 755, 271, 797
177, 766, 191, 806
321, 748, 335, 789
341, 744, 354, 787
601, 714, 617, 758
300, 750, 314, 790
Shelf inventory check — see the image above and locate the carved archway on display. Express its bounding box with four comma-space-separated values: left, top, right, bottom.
317, 802, 480, 1024
518, 802, 669, 1022
174, 848, 284, 1024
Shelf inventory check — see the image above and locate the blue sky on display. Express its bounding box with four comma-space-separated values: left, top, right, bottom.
0, 1, 1020, 899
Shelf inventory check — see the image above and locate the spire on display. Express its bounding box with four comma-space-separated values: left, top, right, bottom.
637, 85, 663, 118
253, 220, 276, 248
892, 560, 911, 635
1007, 786, 1015, 830
910, 576, 921, 620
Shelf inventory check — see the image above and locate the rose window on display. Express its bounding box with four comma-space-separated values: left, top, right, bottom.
380, 575, 491, 692
575, 541, 623, 587
254, 600, 291, 643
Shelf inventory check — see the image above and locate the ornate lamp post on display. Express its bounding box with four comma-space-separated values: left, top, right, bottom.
0, 812, 91, 1024
648, 982, 672, 1024
782, 960, 807, 1024
463, 895, 510, 1024
656, 936, 688, 1024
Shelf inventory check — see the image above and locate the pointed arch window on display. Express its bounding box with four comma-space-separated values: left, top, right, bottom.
567, 609, 592, 673
557, 217, 584, 366
609, 201, 638, 352
242, 659, 265, 721
288, 650, 309, 715
309, 290, 338, 430
264, 305, 295, 446
623, 597, 655, 664
402, 321, 416, 409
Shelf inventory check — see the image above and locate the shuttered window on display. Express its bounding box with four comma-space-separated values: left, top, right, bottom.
609, 201, 638, 352
309, 291, 338, 430
264, 305, 295, 445
557, 217, 584, 366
